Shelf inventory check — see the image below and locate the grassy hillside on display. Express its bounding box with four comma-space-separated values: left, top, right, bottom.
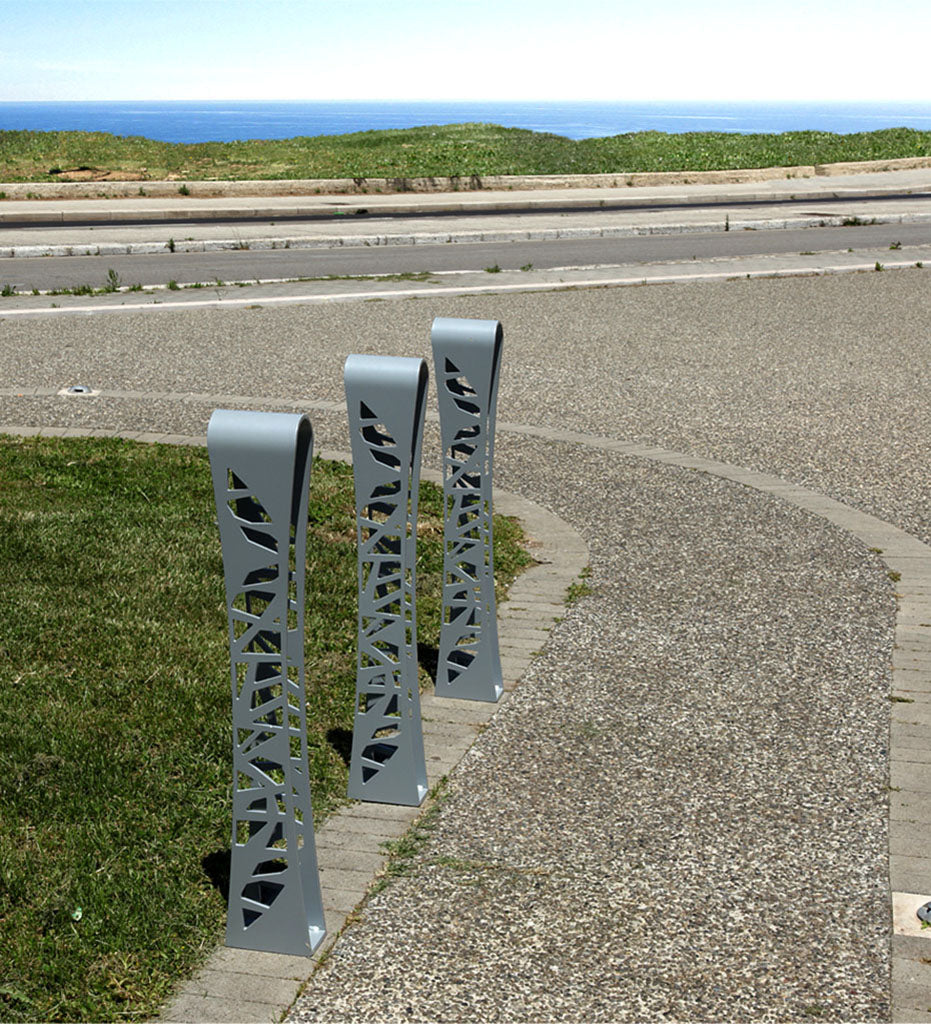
1, 122, 929, 183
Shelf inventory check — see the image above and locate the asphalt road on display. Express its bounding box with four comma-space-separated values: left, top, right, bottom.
3, 220, 930, 292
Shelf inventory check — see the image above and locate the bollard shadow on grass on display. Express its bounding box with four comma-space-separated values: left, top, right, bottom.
418, 642, 438, 686
326, 727, 353, 767
202, 849, 232, 903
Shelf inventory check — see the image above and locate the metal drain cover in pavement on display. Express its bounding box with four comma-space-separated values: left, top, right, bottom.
918, 902, 931, 924
58, 384, 99, 396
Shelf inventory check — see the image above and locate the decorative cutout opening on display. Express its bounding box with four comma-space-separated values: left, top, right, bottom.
447, 374, 477, 398
228, 495, 272, 524
362, 742, 398, 764
370, 448, 402, 471
242, 879, 284, 908
241, 526, 278, 552
233, 589, 275, 617
244, 565, 278, 587
362, 421, 394, 444
255, 858, 288, 875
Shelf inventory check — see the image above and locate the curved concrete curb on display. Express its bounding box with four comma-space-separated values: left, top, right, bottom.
3, 415, 929, 1021
3, 156, 931, 200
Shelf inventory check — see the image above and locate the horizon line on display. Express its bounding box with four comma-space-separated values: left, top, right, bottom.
3, 97, 931, 105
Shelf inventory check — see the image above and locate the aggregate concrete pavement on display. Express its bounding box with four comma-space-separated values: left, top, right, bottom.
3, 177, 931, 1021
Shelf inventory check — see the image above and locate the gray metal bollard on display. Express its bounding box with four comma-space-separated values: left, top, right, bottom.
431, 317, 504, 703
207, 409, 325, 957
344, 355, 429, 806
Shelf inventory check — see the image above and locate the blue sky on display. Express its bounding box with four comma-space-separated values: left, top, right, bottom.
1, 0, 929, 103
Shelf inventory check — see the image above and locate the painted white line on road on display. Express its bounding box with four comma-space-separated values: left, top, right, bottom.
0, 259, 923, 318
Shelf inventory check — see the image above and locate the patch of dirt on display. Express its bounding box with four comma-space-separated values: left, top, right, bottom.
56, 168, 148, 181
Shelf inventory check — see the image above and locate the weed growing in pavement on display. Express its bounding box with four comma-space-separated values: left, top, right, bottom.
295, 270, 436, 284
372, 778, 450, 893
565, 565, 593, 605
875, 261, 884, 271
103, 268, 121, 292
177, 183, 190, 195
484, 263, 502, 273
166, 238, 175, 252
167, 279, 179, 290
889, 240, 902, 250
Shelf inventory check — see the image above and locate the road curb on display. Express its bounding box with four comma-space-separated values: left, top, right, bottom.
4, 209, 931, 261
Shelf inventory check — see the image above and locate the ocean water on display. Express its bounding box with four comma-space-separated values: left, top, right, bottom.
0, 100, 929, 143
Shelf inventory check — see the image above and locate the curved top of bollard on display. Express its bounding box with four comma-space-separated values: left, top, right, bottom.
430, 317, 503, 393
343, 354, 428, 409
344, 356, 429, 446
207, 409, 314, 527
428, 317, 501, 358
207, 409, 313, 463
431, 317, 502, 349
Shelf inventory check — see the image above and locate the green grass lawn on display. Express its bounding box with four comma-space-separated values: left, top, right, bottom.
1, 122, 929, 184
0, 434, 530, 1022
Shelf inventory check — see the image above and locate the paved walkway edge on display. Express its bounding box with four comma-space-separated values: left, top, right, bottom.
3, 422, 928, 1021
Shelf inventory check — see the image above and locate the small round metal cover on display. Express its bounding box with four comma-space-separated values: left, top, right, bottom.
918, 901, 931, 924
66, 385, 92, 394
